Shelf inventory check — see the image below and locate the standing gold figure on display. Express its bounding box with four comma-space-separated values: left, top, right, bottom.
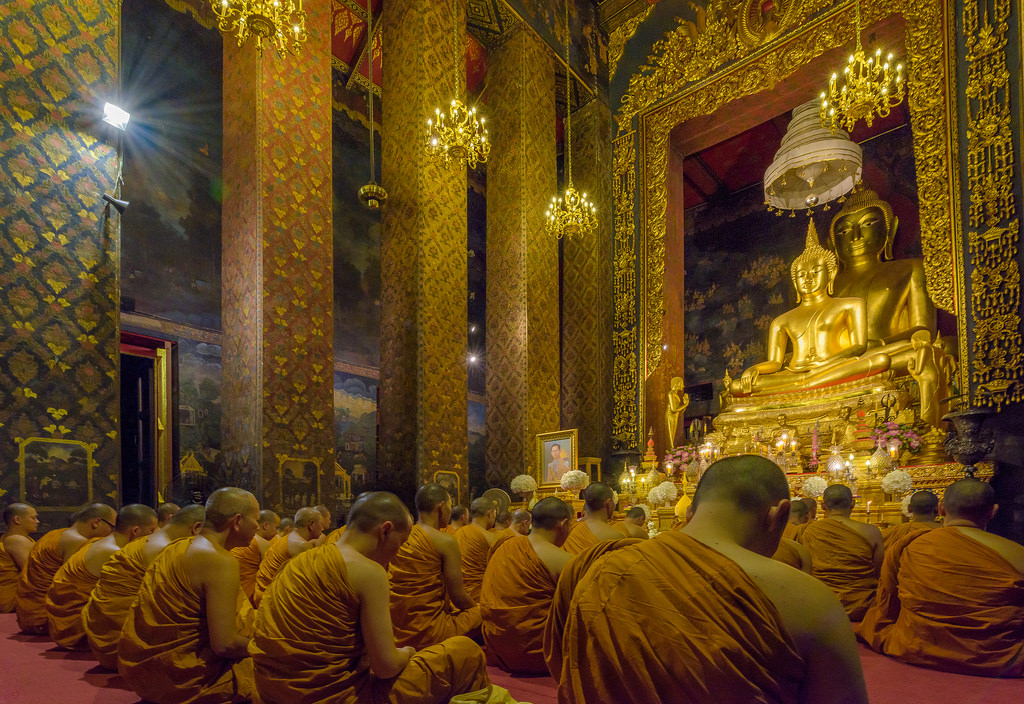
666, 377, 689, 449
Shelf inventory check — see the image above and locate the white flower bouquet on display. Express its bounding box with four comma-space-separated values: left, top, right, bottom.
881, 469, 913, 496
560, 469, 589, 491
801, 476, 828, 498
510, 474, 538, 494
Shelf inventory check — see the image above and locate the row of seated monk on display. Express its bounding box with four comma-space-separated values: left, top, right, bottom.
1, 457, 1022, 704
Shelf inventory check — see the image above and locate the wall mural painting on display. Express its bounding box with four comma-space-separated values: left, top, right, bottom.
468, 399, 486, 498
120, 0, 224, 330
18, 438, 96, 509
177, 338, 223, 477
505, 0, 608, 91
334, 371, 378, 492
683, 122, 925, 389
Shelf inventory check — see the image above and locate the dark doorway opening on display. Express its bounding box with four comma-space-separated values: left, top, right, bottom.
121, 354, 156, 505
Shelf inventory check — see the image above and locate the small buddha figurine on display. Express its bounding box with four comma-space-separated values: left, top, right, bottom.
665, 377, 689, 449
731, 221, 892, 396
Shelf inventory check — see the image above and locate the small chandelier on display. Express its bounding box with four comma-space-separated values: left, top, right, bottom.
213, 0, 307, 57
357, 0, 386, 210
425, 0, 489, 168
547, 2, 597, 240
820, 0, 904, 133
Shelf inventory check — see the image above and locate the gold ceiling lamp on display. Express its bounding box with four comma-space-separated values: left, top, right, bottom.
357, 1, 386, 210
546, 0, 597, 240
213, 0, 308, 57
425, 0, 490, 168
819, 0, 904, 133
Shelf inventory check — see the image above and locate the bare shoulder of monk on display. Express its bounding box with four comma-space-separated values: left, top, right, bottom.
587, 518, 623, 541
185, 536, 236, 586
955, 526, 1024, 575
530, 538, 572, 580
84, 540, 121, 576
423, 523, 457, 554
835, 516, 881, 545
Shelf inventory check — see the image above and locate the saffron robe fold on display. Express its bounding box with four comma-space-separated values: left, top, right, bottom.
782, 522, 800, 541
480, 535, 556, 674
230, 537, 264, 606
16, 528, 66, 633
253, 537, 293, 607
881, 521, 935, 552
772, 538, 804, 570
251, 544, 491, 704
0, 534, 32, 612
799, 518, 877, 620
442, 525, 457, 535
45, 537, 102, 648
856, 527, 1024, 677
83, 536, 152, 669
388, 525, 481, 649
118, 538, 254, 704
561, 521, 599, 555
326, 526, 346, 543
454, 525, 491, 602
544, 533, 805, 703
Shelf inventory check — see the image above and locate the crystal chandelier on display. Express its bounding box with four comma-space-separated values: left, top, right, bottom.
425, 0, 490, 168
546, 2, 597, 240
213, 0, 307, 57
819, 0, 904, 133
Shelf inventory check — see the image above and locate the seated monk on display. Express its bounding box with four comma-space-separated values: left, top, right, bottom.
509, 509, 531, 536
783, 496, 810, 539
481, 498, 573, 675
16, 503, 115, 634
798, 485, 882, 620
84, 504, 205, 670
491, 510, 512, 533
315, 504, 332, 534
881, 490, 940, 551
454, 498, 498, 601
156, 503, 180, 529
444, 504, 469, 536
119, 487, 259, 704
857, 480, 1024, 676
773, 498, 813, 572
275, 517, 294, 539
252, 492, 495, 703
615, 507, 650, 539
1, 503, 39, 612
47, 504, 158, 649
792, 497, 818, 542
389, 483, 480, 649
544, 456, 867, 703
562, 483, 624, 555
231, 509, 280, 606
254, 506, 325, 606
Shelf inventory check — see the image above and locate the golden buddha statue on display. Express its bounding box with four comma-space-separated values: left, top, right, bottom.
665, 377, 689, 449
730, 221, 892, 396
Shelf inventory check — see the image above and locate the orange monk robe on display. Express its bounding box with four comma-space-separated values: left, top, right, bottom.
857, 527, 1024, 677
231, 537, 264, 606
0, 533, 32, 612
454, 525, 491, 602
119, 537, 254, 704
253, 537, 293, 607
388, 525, 481, 650
881, 521, 935, 552
45, 537, 102, 649
561, 521, 599, 555
782, 522, 799, 541
480, 534, 556, 674
544, 533, 805, 703
251, 544, 490, 703
442, 525, 457, 535
771, 539, 804, 570
325, 526, 346, 543
15, 528, 66, 634
83, 537, 151, 669
799, 518, 877, 620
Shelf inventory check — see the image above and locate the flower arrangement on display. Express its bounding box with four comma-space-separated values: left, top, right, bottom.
801, 476, 828, 498
901, 494, 913, 518
881, 469, 913, 496
611, 490, 619, 507
647, 481, 679, 507
560, 469, 589, 491
664, 445, 698, 470
871, 421, 921, 455
510, 474, 538, 495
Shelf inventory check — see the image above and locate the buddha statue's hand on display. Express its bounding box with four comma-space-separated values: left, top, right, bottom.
738, 368, 760, 394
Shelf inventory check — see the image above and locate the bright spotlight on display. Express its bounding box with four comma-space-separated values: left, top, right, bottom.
102, 102, 131, 130
468, 355, 478, 364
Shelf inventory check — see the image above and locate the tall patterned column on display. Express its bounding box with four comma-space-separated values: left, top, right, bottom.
221, 0, 334, 512
379, 0, 468, 503
0, 0, 121, 527
562, 99, 614, 466
484, 25, 559, 487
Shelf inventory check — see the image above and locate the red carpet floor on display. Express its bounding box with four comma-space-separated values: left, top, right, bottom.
3, 612, 1023, 703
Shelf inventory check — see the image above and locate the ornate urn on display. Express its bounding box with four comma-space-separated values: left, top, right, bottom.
942, 407, 995, 478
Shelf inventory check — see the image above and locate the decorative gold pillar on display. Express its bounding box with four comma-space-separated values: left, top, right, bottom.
562, 99, 614, 464
379, 0, 469, 503
484, 25, 559, 487
221, 0, 334, 512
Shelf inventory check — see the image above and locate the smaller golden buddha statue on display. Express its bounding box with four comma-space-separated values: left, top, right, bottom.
665, 377, 689, 449
730, 220, 892, 396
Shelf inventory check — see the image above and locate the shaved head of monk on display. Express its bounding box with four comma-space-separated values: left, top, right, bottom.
941, 479, 997, 526
166, 504, 206, 537
257, 510, 281, 539
789, 498, 809, 524
494, 510, 512, 530
908, 490, 939, 519
625, 507, 647, 526
822, 485, 855, 514
2, 502, 39, 533
344, 491, 413, 566
74, 503, 118, 538
294, 507, 325, 539
531, 497, 573, 546
800, 497, 818, 519
510, 509, 531, 534
314, 504, 332, 529
582, 483, 615, 519
115, 504, 159, 540
415, 483, 453, 528
278, 517, 294, 536
450, 504, 469, 527
156, 503, 180, 527
470, 498, 497, 530
204, 487, 260, 549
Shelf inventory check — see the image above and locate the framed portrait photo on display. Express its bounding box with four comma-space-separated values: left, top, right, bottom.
535, 428, 578, 489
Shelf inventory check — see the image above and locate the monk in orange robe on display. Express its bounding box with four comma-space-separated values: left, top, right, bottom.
275, 517, 294, 539
119, 488, 259, 704
791, 497, 818, 542
562, 482, 625, 555
83, 504, 205, 669
545, 455, 868, 704
231, 509, 280, 606
509, 509, 531, 535
881, 490, 940, 551
798, 484, 882, 620
16, 503, 115, 634
481, 497, 573, 675
314, 504, 332, 533
254, 506, 325, 606
252, 491, 496, 703
773, 499, 812, 572
156, 503, 180, 528
454, 498, 498, 601
1, 503, 39, 612
443, 504, 469, 536
47, 504, 158, 649
490, 510, 512, 533
614, 506, 649, 539
857, 479, 1024, 676
389, 483, 481, 649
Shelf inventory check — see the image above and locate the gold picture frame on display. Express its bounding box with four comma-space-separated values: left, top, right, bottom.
16, 436, 97, 511
536, 429, 579, 489
276, 455, 321, 510
432, 470, 462, 504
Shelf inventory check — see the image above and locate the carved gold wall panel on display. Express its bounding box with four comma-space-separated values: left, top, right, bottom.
611, 131, 639, 450
485, 25, 559, 488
